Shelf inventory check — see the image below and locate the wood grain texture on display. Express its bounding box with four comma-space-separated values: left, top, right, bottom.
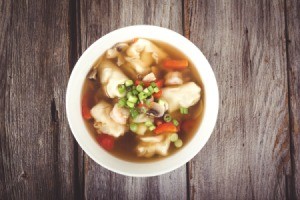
79, 0, 187, 199
286, 0, 300, 198
0, 0, 77, 199
185, 0, 292, 199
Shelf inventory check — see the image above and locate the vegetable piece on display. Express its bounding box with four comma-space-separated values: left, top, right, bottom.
173, 119, 179, 126
154, 122, 177, 134
136, 85, 143, 92
163, 114, 172, 122
130, 123, 138, 132
145, 121, 154, 127
151, 82, 157, 87
155, 79, 164, 88
135, 80, 144, 86
170, 133, 179, 142
138, 92, 148, 100
130, 108, 139, 118
153, 90, 162, 98
149, 125, 156, 131
96, 134, 115, 151
126, 101, 135, 108
118, 98, 126, 107
128, 95, 138, 103
180, 107, 189, 114
181, 120, 195, 133
174, 139, 183, 148
148, 86, 154, 94
132, 89, 138, 95
118, 84, 126, 94
163, 59, 188, 70
125, 79, 134, 86
82, 94, 92, 119
153, 87, 159, 93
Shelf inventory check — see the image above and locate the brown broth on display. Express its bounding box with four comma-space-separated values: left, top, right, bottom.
82, 39, 205, 162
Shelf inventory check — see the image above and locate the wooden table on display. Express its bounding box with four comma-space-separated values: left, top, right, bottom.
1, 0, 299, 199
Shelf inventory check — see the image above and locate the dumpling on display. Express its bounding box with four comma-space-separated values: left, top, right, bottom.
90, 101, 127, 138
98, 60, 129, 98
125, 39, 168, 75
136, 134, 171, 157
161, 82, 201, 113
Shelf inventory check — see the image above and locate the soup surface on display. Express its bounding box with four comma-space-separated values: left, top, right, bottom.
82, 38, 204, 162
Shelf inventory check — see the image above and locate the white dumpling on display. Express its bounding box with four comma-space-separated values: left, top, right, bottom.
161, 82, 201, 113
98, 60, 129, 98
110, 104, 130, 125
125, 39, 168, 75
90, 101, 127, 138
136, 134, 171, 158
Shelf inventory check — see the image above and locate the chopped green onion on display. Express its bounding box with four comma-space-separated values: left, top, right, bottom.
173, 119, 179, 126
174, 139, 183, 148
130, 123, 138, 132
148, 86, 154, 93
180, 107, 189, 114
145, 121, 153, 127
151, 82, 157, 87
130, 109, 139, 118
128, 96, 138, 103
145, 99, 151, 106
170, 133, 179, 142
164, 114, 172, 122
143, 88, 150, 94
149, 125, 156, 131
125, 80, 134, 86
118, 98, 126, 107
118, 84, 126, 94
136, 85, 143, 92
126, 101, 135, 108
138, 92, 147, 100
153, 87, 159, 93
132, 90, 138, 95
127, 91, 133, 98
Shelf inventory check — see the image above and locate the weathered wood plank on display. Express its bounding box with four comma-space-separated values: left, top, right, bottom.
185, 0, 291, 199
286, 0, 300, 198
0, 0, 77, 199
79, 0, 187, 199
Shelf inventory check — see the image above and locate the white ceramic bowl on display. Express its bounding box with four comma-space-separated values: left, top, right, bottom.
66, 25, 219, 177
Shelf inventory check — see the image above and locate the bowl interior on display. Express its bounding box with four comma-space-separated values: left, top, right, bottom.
66, 25, 219, 177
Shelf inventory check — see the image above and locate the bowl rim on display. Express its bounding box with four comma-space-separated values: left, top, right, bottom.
66, 25, 219, 177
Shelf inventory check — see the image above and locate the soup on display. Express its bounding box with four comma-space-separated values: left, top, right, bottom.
82, 38, 204, 162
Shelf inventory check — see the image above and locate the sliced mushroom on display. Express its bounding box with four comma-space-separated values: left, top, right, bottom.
146, 102, 166, 118
143, 72, 156, 82
132, 113, 154, 123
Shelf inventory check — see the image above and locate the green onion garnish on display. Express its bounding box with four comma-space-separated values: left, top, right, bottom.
174, 139, 183, 148
125, 80, 134, 86
132, 90, 138, 95
170, 133, 179, 142
180, 107, 189, 114
143, 88, 150, 94
138, 92, 147, 100
118, 84, 126, 94
130, 108, 139, 118
136, 85, 143, 92
145, 121, 153, 127
153, 87, 159, 93
151, 82, 157, 87
128, 96, 138, 103
164, 114, 172, 122
126, 101, 135, 108
149, 125, 156, 131
118, 98, 126, 107
173, 119, 179, 126
148, 86, 154, 93
130, 123, 138, 132
127, 91, 133, 98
